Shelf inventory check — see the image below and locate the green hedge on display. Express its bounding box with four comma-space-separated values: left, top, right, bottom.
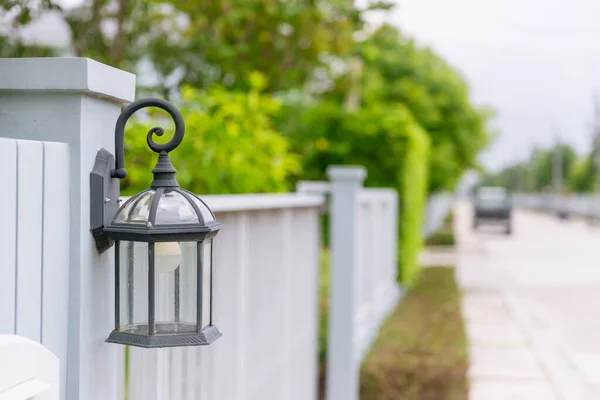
398, 123, 429, 284
279, 101, 430, 284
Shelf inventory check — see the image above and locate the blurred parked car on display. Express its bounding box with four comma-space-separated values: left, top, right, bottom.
554, 194, 570, 220
472, 187, 512, 234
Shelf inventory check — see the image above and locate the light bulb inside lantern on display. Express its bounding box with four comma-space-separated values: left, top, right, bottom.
155, 242, 181, 273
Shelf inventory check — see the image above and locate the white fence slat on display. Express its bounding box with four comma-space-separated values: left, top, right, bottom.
0, 138, 17, 334
390, 193, 399, 281
41, 141, 70, 400
280, 209, 293, 400
128, 348, 161, 400
185, 348, 197, 400
246, 210, 286, 398
158, 349, 170, 400
115, 347, 126, 400
198, 345, 214, 399
169, 348, 183, 400
289, 208, 319, 400
221, 212, 249, 400
16, 140, 44, 342
127, 348, 145, 400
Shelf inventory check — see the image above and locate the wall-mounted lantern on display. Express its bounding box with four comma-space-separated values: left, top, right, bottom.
90, 98, 222, 348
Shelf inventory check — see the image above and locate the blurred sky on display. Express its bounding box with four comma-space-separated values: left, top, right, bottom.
369, 0, 600, 171
31, 0, 600, 171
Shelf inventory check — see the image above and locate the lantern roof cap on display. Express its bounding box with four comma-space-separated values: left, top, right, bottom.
104, 188, 222, 241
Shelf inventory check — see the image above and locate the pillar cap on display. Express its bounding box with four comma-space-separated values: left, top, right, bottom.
327, 166, 367, 182
0, 57, 135, 104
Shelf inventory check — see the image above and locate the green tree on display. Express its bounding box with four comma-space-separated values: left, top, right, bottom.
278, 100, 429, 283
63, 0, 154, 70
4, 0, 390, 94
482, 143, 578, 193
342, 24, 492, 192
0, 0, 60, 57
142, 0, 383, 92
122, 75, 300, 195
568, 156, 594, 192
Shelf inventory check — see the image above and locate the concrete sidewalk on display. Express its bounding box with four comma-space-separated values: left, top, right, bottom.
454, 202, 600, 400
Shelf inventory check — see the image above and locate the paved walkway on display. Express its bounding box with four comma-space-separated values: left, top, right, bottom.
454, 201, 600, 400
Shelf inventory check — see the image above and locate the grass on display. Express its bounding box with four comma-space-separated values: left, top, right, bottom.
318, 249, 330, 399
319, 249, 331, 361
359, 267, 468, 400
425, 210, 456, 247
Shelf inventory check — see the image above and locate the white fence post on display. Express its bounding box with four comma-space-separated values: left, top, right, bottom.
0, 58, 136, 400
325, 166, 366, 400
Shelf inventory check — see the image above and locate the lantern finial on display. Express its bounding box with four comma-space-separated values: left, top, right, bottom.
150, 151, 179, 188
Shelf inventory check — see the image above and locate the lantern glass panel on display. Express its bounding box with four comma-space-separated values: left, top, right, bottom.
202, 240, 213, 329
114, 190, 154, 224
155, 190, 200, 225
186, 192, 216, 223
154, 241, 198, 334
118, 241, 149, 333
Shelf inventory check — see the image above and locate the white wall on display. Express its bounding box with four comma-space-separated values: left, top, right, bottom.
0, 57, 136, 400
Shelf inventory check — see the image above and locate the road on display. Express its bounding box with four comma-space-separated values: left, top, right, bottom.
455, 201, 600, 400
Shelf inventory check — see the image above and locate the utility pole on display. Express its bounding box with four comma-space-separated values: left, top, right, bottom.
552, 128, 564, 217
530, 145, 539, 192
593, 92, 600, 188
590, 92, 600, 221
552, 130, 563, 195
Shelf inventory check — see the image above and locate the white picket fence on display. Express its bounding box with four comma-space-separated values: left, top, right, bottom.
298, 170, 401, 400
0, 57, 401, 400
423, 192, 454, 238
355, 188, 400, 364
125, 194, 323, 400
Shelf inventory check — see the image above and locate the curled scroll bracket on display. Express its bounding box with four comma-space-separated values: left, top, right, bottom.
112, 98, 185, 179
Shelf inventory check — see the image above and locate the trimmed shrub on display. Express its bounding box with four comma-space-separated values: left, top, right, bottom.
279, 101, 429, 284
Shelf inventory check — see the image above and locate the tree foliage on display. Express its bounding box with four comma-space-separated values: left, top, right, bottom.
278, 100, 429, 282
0, 0, 59, 57
62, 0, 154, 69
3, 0, 389, 93
121, 75, 300, 195
343, 25, 492, 192
481, 144, 578, 193
142, 0, 372, 92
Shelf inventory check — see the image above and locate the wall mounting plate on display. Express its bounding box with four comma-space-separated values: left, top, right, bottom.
90, 148, 120, 253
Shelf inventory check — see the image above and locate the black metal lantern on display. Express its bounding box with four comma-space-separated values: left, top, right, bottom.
90, 98, 222, 348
